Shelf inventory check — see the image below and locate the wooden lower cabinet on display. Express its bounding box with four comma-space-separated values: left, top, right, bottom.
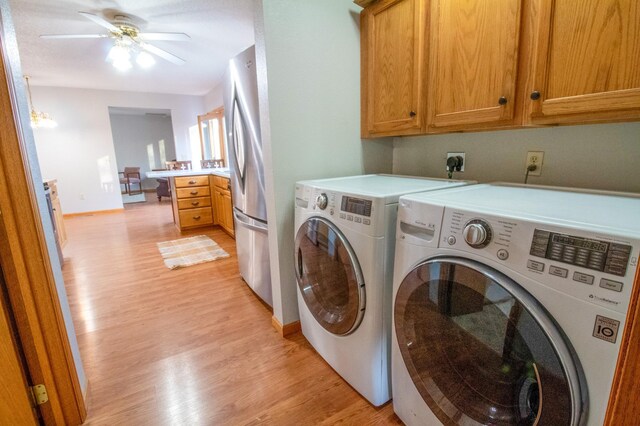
169, 174, 234, 236
211, 176, 235, 238
46, 180, 67, 247
171, 175, 214, 231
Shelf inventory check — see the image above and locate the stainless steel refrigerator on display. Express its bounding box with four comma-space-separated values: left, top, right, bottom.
223, 45, 272, 306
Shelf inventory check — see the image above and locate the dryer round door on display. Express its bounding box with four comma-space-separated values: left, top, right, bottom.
295, 217, 365, 335
394, 257, 587, 425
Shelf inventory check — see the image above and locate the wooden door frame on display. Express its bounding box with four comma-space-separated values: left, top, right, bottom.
197, 106, 227, 164
604, 264, 640, 424
0, 13, 86, 426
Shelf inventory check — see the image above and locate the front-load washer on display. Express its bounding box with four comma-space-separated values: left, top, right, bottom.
391, 183, 640, 425
294, 174, 474, 406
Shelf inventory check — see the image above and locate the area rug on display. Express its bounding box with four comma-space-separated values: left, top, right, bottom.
157, 235, 229, 270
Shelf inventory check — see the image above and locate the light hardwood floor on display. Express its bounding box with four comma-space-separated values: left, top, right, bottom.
61, 196, 401, 425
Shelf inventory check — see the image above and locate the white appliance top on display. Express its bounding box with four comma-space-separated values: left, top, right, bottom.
297, 174, 473, 204
402, 183, 640, 236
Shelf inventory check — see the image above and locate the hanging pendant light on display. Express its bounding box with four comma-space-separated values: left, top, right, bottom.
24, 76, 57, 129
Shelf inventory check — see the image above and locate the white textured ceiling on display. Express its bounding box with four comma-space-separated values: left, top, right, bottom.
9, 0, 255, 95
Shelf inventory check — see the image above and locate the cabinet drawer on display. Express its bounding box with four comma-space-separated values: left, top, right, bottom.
175, 175, 209, 187
178, 207, 213, 228
212, 176, 231, 190
177, 196, 211, 210
176, 186, 210, 199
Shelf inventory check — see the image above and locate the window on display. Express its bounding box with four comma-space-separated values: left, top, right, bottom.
197, 107, 226, 166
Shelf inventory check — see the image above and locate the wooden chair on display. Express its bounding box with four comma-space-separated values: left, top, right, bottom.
201, 159, 225, 169
165, 160, 192, 170
119, 167, 142, 195
156, 179, 171, 202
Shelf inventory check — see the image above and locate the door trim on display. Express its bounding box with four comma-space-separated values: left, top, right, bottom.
0, 15, 86, 426
604, 264, 640, 425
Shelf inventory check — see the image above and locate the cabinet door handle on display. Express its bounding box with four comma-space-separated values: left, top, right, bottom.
191, 201, 200, 206
409, 111, 416, 117
190, 191, 198, 195
188, 180, 197, 184
530, 91, 541, 100
227, 183, 231, 190
193, 215, 201, 220
498, 96, 508, 105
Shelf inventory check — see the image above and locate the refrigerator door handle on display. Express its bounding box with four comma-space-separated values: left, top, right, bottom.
234, 210, 268, 234
230, 96, 247, 193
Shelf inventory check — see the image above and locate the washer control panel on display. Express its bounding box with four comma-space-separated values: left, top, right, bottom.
530, 229, 631, 277
463, 219, 492, 248
438, 207, 639, 315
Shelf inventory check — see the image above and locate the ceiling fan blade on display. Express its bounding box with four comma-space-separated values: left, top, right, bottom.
78, 12, 120, 33
140, 42, 185, 65
138, 32, 191, 41
40, 34, 108, 39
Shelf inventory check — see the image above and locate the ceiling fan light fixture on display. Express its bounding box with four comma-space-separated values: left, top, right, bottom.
107, 42, 130, 63
136, 51, 155, 69
112, 57, 133, 72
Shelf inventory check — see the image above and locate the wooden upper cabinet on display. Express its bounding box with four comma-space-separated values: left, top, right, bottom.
529, 0, 640, 124
428, 0, 523, 130
361, 0, 428, 137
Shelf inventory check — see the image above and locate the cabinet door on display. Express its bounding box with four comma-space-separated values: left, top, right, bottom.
51, 197, 67, 246
529, 0, 640, 124
221, 192, 234, 236
428, 0, 522, 129
212, 188, 221, 225
361, 0, 428, 137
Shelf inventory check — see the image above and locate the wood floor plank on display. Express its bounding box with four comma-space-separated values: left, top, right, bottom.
61, 196, 401, 425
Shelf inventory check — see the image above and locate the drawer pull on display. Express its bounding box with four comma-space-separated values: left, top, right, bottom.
188, 180, 197, 184
191, 201, 200, 206
190, 191, 198, 195
193, 215, 201, 220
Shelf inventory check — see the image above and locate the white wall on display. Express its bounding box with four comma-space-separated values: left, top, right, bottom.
109, 112, 177, 190
393, 122, 640, 193
256, 0, 393, 325
203, 83, 224, 112
31, 86, 204, 213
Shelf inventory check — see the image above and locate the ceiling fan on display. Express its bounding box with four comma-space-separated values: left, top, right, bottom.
40, 12, 190, 69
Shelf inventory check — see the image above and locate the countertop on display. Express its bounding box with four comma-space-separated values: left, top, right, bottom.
146, 168, 231, 179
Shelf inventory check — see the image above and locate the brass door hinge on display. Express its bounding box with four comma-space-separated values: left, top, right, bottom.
29, 384, 49, 406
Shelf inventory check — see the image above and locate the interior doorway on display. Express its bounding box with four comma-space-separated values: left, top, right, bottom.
108, 107, 176, 204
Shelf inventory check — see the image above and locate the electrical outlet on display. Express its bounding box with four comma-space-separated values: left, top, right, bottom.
79, 194, 85, 200
446, 152, 465, 172
526, 151, 544, 176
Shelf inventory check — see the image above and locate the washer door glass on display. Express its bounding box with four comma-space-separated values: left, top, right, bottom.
295, 217, 365, 335
394, 257, 586, 425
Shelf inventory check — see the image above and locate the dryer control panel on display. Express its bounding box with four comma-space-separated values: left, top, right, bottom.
295, 183, 387, 237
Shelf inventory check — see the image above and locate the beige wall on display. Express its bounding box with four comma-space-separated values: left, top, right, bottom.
392, 122, 640, 193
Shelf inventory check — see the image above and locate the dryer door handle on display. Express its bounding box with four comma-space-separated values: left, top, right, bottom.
297, 248, 303, 278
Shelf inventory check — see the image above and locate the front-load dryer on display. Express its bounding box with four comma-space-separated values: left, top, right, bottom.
294, 174, 474, 406
391, 183, 640, 425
